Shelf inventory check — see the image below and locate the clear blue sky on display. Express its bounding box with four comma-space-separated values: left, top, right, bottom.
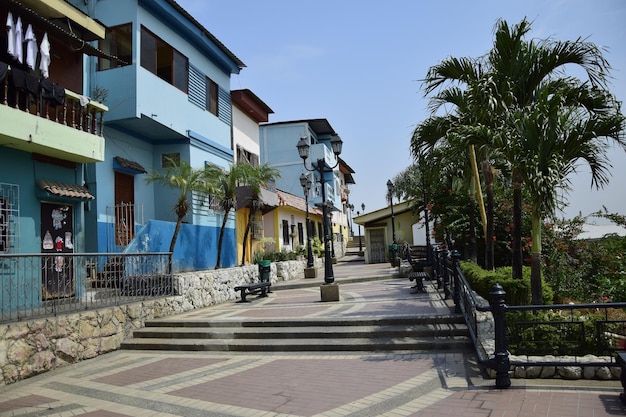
176, 0, 626, 222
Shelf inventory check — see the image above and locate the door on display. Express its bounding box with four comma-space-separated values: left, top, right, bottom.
114, 172, 135, 247
369, 228, 387, 263
41, 202, 74, 299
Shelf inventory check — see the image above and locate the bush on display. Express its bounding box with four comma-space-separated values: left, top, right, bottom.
460, 261, 553, 305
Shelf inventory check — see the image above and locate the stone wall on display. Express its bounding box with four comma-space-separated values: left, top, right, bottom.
0, 260, 307, 385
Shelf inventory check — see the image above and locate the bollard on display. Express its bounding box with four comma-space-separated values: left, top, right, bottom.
489, 283, 511, 388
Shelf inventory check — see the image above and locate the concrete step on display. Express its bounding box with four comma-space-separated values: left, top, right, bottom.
120, 336, 472, 352
121, 316, 473, 353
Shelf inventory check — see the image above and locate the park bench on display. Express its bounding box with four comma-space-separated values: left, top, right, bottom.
234, 273, 271, 303
404, 244, 429, 294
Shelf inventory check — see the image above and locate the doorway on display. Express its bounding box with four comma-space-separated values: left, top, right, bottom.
114, 171, 135, 247
369, 228, 387, 263
41, 202, 74, 299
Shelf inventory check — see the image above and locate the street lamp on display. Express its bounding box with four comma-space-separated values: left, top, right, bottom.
297, 135, 343, 285
387, 180, 396, 244
299, 173, 316, 278
358, 203, 365, 253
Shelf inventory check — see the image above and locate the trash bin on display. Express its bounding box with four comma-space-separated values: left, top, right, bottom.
258, 260, 271, 281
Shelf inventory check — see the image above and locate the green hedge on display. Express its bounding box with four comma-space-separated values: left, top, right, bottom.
459, 261, 554, 306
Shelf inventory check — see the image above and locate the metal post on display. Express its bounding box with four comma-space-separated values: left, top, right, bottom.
490, 283, 511, 388
319, 172, 334, 284
451, 250, 461, 313
442, 249, 451, 299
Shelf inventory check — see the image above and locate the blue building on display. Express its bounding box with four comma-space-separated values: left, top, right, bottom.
73, 0, 245, 271
1, 0, 114, 314
259, 119, 355, 254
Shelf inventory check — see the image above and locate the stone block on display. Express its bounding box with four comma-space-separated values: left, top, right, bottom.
320, 284, 340, 302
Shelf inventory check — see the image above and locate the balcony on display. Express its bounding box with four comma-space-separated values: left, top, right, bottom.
0, 66, 107, 163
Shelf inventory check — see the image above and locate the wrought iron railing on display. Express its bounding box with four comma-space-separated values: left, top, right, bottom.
432, 247, 626, 388
0, 252, 173, 324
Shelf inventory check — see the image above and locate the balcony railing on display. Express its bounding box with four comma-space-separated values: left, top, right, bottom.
0, 252, 173, 324
1, 64, 107, 136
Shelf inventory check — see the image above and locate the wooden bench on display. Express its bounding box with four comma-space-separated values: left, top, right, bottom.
234, 279, 271, 303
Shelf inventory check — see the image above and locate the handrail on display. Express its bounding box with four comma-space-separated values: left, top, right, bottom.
0, 64, 107, 136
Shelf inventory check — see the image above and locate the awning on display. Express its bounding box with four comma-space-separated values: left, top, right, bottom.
114, 156, 147, 175
37, 180, 94, 200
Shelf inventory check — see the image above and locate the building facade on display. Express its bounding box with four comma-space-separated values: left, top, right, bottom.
72, 0, 245, 271
1, 0, 112, 311
259, 119, 354, 258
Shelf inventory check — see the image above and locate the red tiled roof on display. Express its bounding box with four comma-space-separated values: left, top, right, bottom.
37, 180, 94, 200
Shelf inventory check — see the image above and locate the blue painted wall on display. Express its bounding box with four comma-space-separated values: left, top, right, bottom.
125, 219, 236, 271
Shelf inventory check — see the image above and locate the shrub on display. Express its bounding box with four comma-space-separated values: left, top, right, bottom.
460, 261, 553, 305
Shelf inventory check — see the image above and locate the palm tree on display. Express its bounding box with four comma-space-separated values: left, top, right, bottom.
513, 83, 625, 304
414, 72, 499, 268
146, 158, 207, 255
214, 163, 256, 269
240, 164, 281, 265
483, 18, 621, 280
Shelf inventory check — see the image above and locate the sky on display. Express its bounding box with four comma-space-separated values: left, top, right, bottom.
176, 0, 626, 223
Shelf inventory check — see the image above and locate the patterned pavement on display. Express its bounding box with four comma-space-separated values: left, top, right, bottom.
1, 257, 624, 416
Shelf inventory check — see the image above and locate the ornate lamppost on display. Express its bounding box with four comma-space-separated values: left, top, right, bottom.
386, 180, 396, 244
387, 180, 398, 266
299, 173, 316, 278
297, 135, 342, 289
358, 203, 365, 254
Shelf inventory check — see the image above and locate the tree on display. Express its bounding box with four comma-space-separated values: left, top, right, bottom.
214, 163, 256, 269
513, 84, 625, 303
146, 158, 209, 256
482, 18, 621, 281
240, 164, 281, 265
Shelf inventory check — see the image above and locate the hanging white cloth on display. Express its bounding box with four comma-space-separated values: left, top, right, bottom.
39, 32, 51, 78
6, 12, 15, 57
14, 16, 23, 64
25, 24, 37, 70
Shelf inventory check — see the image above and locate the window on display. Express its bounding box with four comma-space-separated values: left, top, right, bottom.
0, 183, 19, 253
297, 223, 304, 245
141, 26, 188, 92
236, 146, 259, 166
161, 153, 180, 168
206, 77, 218, 116
282, 220, 290, 245
98, 23, 132, 70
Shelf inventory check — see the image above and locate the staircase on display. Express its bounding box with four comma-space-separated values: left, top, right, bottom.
120, 315, 472, 352
346, 236, 364, 256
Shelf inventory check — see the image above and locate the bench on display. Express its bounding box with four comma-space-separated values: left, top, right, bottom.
234, 278, 271, 303
402, 244, 430, 294
408, 271, 428, 294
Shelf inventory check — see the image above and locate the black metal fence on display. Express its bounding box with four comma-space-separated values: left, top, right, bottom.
431, 247, 626, 388
0, 252, 173, 323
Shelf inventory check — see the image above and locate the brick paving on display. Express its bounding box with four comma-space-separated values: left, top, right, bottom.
0, 256, 623, 416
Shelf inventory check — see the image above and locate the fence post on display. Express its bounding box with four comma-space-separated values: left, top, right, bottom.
451, 250, 461, 313
442, 249, 451, 299
490, 283, 511, 388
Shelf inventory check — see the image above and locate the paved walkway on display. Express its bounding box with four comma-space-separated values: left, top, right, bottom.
1, 256, 624, 416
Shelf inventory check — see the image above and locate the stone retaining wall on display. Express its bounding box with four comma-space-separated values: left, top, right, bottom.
0, 260, 309, 385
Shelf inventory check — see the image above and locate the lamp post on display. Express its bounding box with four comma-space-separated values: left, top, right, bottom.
297, 135, 342, 286
358, 203, 365, 254
386, 180, 396, 244
299, 173, 316, 278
